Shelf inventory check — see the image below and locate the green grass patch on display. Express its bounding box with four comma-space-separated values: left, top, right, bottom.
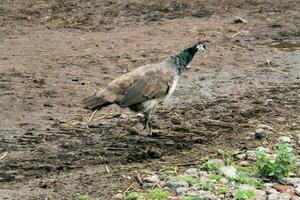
208, 174, 223, 181
179, 196, 199, 200
235, 189, 255, 200
127, 192, 141, 200
200, 161, 221, 171
180, 176, 199, 185
217, 186, 229, 194
256, 144, 294, 179
228, 174, 263, 188
146, 189, 169, 200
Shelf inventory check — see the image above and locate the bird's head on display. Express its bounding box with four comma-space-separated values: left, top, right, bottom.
196, 42, 209, 51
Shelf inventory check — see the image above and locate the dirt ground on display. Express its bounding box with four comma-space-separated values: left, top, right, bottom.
0, 0, 300, 199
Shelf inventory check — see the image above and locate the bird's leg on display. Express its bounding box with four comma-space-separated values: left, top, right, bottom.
143, 112, 152, 135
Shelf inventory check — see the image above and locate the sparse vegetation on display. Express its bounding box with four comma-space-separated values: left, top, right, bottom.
146, 189, 169, 200
228, 174, 263, 188
200, 161, 221, 171
256, 144, 294, 179
208, 174, 223, 181
217, 186, 229, 194
77, 194, 88, 200
181, 176, 199, 185
235, 189, 255, 200
221, 150, 235, 165
127, 192, 140, 200
179, 196, 199, 200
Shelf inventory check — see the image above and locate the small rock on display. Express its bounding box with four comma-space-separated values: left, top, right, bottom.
176, 187, 188, 195
206, 159, 225, 167
219, 178, 228, 184
268, 193, 291, 200
295, 186, 300, 196
218, 166, 237, 178
255, 128, 267, 139
290, 123, 299, 130
246, 150, 257, 160
234, 16, 248, 23
281, 178, 300, 187
185, 168, 199, 177
238, 160, 250, 166
239, 184, 255, 191
257, 124, 274, 131
236, 153, 246, 160
273, 184, 293, 193
113, 193, 123, 199
198, 170, 208, 177
165, 180, 189, 189
142, 182, 155, 189
266, 187, 280, 195
278, 136, 291, 144
144, 174, 159, 183
255, 190, 266, 199
197, 190, 218, 200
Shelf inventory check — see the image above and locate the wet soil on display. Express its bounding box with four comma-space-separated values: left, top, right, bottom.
0, 0, 300, 199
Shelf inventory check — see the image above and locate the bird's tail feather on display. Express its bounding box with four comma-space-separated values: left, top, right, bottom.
82, 94, 111, 111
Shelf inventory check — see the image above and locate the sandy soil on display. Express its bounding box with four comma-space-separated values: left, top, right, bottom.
0, 0, 299, 199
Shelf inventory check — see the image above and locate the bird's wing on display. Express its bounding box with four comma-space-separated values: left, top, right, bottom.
107, 65, 176, 107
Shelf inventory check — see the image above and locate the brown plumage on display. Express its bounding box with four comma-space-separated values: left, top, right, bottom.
83, 42, 208, 134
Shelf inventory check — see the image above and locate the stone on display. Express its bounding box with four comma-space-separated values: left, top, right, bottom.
234, 16, 248, 23
198, 170, 209, 177
255, 190, 267, 199
268, 193, 291, 200
197, 190, 218, 200
278, 136, 291, 144
218, 166, 237, 178
236, 153, 246, 160
295, 186, 300, 196
206, 159, 225, 168
246, 150, 257, 161
239, 184, 255, 191
281, 178, 300, 187
165, 180, 189, 189
266, 187, 279, 195
255, 128, 267, 139
144, 174, 159, 183
185, 168, 199, 177
273, 184, 293, 193
257, 124, 274, 131
113, 193, 123, 199
219, 178, 229, 184
176, 187, 188, 195
142, 182, 155, 189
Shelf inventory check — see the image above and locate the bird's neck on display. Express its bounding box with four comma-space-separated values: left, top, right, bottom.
165, 45, 198, 74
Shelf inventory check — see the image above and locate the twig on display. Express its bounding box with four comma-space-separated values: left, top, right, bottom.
105, 165, 110, 173
0, 152, 8, 160
123, 183, 135, 198
118, 55, 166, 62
231, 32, 242, 38
86, 109, 98, 124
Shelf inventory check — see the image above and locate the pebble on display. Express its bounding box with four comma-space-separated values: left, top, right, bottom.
255, 190, 266, 199
112, 193, 123, 199
246, 150, 257, 160
278, 136, 291, 144
268, 193, 291, 200
185, 168, 199, 177
234, 16, 248, 23
142, 183, 155, 189
198, 170, 209, 177
176, 187, 188, 195
255, 128, 267, 139
144, 174, 159, 183
218, 166, 237, 178
236, 153, 246, 160
206, 159, 225, 168
238, 184, 255, 191
197, 190, 218, 200
295, 186, 300, 196
165, 180, 189, 189
281, 178, 300, 187
266, 187, 280, 195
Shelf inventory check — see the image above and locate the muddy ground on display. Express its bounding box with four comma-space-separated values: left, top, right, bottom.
0, 0, 299, 199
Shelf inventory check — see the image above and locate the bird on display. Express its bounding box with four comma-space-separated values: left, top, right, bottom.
82, 41, 208, 134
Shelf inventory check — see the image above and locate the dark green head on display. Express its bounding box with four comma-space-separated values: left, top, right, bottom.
167, 42, 208, 73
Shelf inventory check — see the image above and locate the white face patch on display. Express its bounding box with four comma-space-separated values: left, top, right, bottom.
196, 43, 208, 51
